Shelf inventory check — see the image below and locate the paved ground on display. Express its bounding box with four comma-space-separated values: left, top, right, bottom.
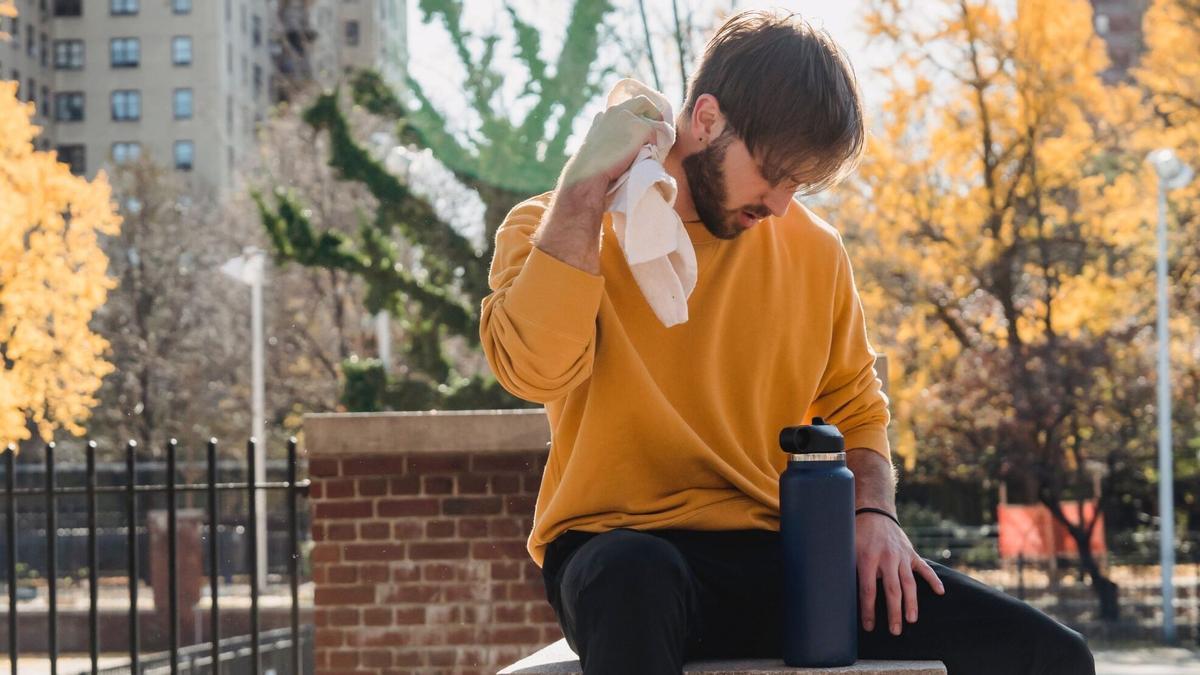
1094, 647, 1200, 675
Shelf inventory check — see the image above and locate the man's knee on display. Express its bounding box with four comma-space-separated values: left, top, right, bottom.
564, 529, 695, 608
1041, 626, 1095, 675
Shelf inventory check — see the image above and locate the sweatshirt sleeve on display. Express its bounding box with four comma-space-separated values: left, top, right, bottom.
809, 236, 892, 461
479, 194, 606, 404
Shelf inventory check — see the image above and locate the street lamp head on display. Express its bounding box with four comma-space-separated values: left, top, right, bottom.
1147, 148, 1195, 190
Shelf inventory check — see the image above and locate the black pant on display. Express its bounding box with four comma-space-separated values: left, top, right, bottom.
541, 528, 1095, 675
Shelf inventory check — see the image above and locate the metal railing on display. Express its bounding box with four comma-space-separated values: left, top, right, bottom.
2, 438, 310, 675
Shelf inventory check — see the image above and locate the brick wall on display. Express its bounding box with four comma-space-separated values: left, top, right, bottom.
304, 409, 560, 674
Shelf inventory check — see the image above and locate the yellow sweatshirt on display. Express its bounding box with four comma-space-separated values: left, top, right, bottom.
480, 191, 890, 568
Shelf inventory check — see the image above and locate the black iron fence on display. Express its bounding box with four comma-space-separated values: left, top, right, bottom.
1, 438, 311, 674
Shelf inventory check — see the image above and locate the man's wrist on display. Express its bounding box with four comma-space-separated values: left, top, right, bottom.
856, 507, 901, 528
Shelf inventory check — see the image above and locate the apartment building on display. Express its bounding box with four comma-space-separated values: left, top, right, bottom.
2, 0, 407, 192
1090, 0, 1150, 83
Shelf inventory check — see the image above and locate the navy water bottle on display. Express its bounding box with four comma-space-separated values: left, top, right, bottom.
779, 417, 857, 667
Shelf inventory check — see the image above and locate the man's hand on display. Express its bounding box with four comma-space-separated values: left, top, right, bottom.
855, 511, 945, 636
845, 447, 945, 636
559, 95, 663, 191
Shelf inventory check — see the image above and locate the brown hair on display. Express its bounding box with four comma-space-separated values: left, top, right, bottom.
683, 10, 866, 196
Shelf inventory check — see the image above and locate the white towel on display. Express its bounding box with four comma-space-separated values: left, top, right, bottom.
604, 79, 698, 328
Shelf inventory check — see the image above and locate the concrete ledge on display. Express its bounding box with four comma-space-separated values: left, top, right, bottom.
303, 408, 550, 455
498, 638, 946, 674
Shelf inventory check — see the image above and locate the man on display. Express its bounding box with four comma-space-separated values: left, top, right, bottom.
480, 9, 1095, 675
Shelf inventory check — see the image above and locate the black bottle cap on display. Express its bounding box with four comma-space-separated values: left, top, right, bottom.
779, 417, 845, 454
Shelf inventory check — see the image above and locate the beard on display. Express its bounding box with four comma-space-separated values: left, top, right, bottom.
681, 130, 770, 240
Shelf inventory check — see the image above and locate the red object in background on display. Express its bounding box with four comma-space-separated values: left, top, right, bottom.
997, 501, 1106, 559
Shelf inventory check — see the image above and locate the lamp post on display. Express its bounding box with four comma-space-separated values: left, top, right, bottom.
220, 246, 268, 591
1146, 148, 1193, 644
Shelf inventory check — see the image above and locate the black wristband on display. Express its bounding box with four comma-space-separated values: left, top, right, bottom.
856, 507, 901, 528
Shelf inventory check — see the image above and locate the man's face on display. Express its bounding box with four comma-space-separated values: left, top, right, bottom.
681, 129, 798, 240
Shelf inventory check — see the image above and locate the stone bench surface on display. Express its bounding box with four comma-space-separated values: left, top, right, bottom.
498, 639, 947, 675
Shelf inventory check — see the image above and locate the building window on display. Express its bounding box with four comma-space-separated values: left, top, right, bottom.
173, 88, 193, 119
226, 42, 232, 74
252, 15, 262, 47
54, 0, 82, 17
253, 64, 262, 97
172, 36, 192, 66
110, 0, 138, 16
54, 40, 84, 70
345, 21, 360, 46
57, 145, 86, 175
111, 38, 140, 68
172, 0, 191, 14
174, 141, 194, 171
112, 90, 141, 121
27, 78, 35, 106
10, 18, 17, 49
26, 26, 34, 57
112, 142, 141, 164
40, 86, 49, 117
39, 32, 48, 67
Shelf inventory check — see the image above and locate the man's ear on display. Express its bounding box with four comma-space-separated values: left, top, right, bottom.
689, 93, 727, 142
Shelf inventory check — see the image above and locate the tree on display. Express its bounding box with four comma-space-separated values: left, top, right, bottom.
1138, 0, 1200, 523
87, 160, 252, 453
255, 0, 618, 410
0, 78, 122, 445
837, 0, 1155, 619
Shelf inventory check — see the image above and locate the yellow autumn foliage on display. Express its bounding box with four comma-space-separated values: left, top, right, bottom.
839, 0, 1158, 474
0, 79, 121, 445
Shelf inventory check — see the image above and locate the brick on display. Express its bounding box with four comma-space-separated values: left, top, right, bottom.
344, 543, 406, 562
491, 561, 522, 581
358, 477, 389, 496
389, 475, 420, 495
360, 521, 391, 540
523, 473, 543, 492
425, 519, 455, 538
458, 474, 489, 494
315, 500, 373, 520
422, 562, 456, 582
488, 517, 522, 538
491, 584, 508, 601
392, 521, 423, 539
489, 474, 522, 494
504, 495, 537, 515
357, 648, 391, 667
494, 603, 525, 623
309, 458, 340, 477
309, 481, 324, 499
442, 497, 502, 515
472, 453, 539, 472
328, 649, 359, 667
324, 478, 356, 499
408, 541, 469, 560
444, 583, 490, 602
311, 522, 326, 542
329, 607, 359, 625
529, 603, 558, 623
395, 606, 426, 624
312, 566, 328, 584
509, 583, 546, 601
342, 456, 406, 476
361, 649, 392, 668
406, 453, 470, 474
378, 497, 440, 518
470, 540, 528, 560
384, 585, 440, 603
315, 584, 376, 606
423, 475, 454, 495
362, 607, 391, 626
427, 604, 462, 624
483, 625, 541, 645
360, 564, 390, 583
428, 649, 457, 666
327, 565, 358, 584
311, 543, 342, 564
392, 562, 420, 582
458, 518, 488, 538
327, 523, 356, 541
314, 627, 344, 647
